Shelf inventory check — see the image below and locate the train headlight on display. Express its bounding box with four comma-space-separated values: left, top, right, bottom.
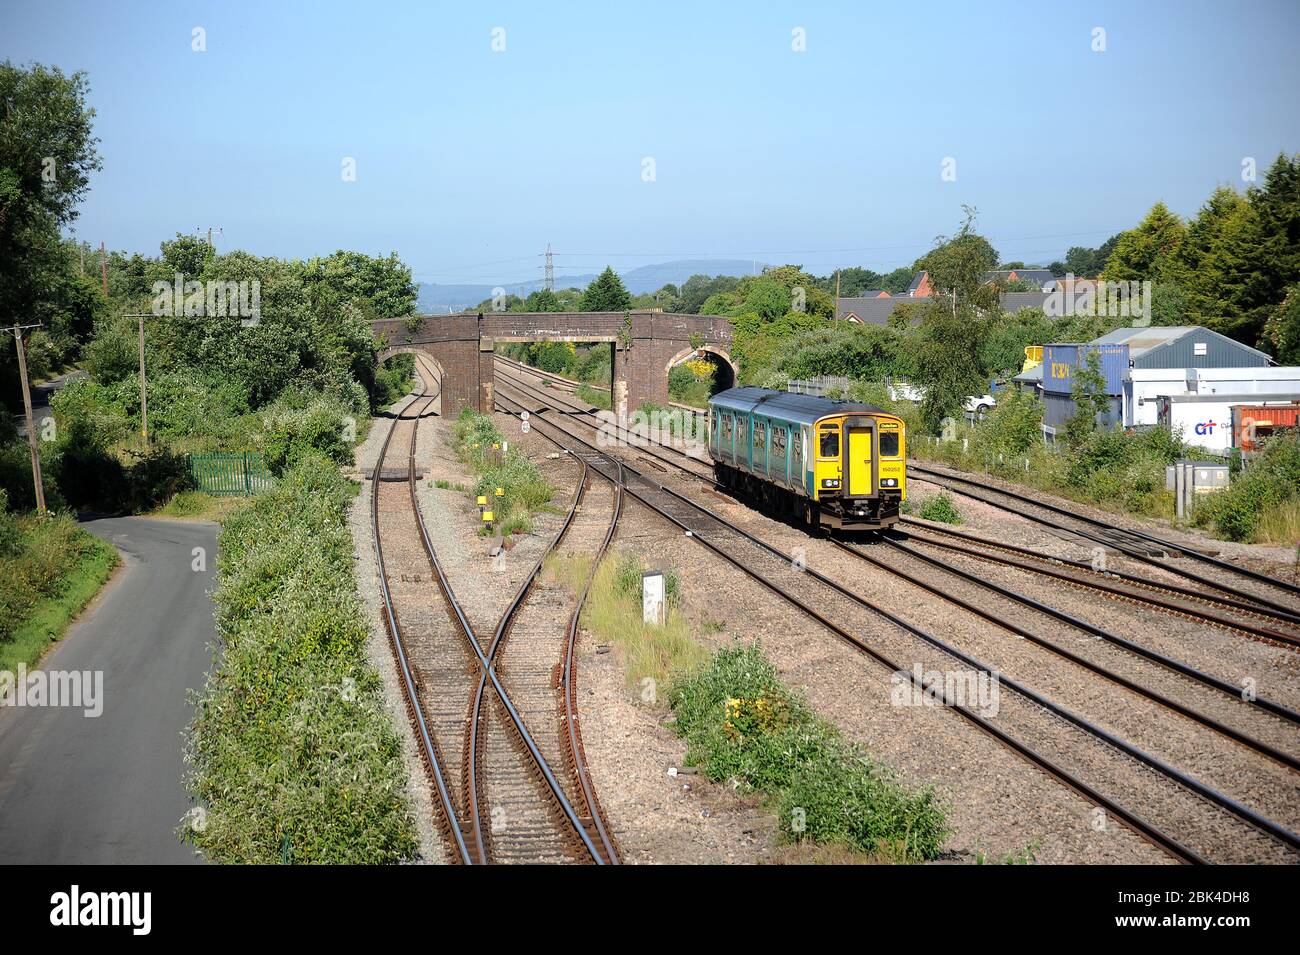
821, 478, 840, 488
880, 478, 897, 487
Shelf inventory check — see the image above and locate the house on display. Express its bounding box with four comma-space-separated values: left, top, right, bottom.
835, 290, 1052, 324
835, 296, 921, 325
904, 268, 1059, 297
982, 268, 1058, 290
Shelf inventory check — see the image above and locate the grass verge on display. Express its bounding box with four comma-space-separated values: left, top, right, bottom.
454, 408, 554, 535
0, 519, 117, 674
152, 490, 243, 522
181, 455, 418, 863
670, 643, 949, 862
545, 550, 706, 692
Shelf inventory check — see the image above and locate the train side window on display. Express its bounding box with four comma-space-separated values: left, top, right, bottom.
794, 428, 804, 472
754, 419, 766, 452
773, 426, 786, 457
819, 428, 839, 458
721, 412, 733, 442
879, 431, 899, 456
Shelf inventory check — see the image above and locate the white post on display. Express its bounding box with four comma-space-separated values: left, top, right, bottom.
642, 571, 665, 626
1175, 461, 1186, 519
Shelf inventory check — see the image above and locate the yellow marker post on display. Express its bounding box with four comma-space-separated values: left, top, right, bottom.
495, 487, 504, 498
476, 495, 488, 507
482, 510, 495, 523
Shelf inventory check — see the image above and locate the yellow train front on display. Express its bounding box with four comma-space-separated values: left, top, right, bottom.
707, 386, 906, 530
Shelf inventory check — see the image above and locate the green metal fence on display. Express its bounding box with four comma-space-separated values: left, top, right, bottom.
188, 452, 276, 496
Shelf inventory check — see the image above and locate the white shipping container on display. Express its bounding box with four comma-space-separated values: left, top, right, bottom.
1154, 396, 1234, 452
1125, 366, 1300, 427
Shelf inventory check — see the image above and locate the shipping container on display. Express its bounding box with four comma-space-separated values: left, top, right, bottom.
1042, 343, 1129, 396
1154, 396, 1235, 452
1230, 403, 1300, 453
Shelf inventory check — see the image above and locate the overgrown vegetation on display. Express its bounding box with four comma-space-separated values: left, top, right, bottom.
916, 491, 962, 524
1194, 433, 1300, 542
183, 456, 417, 863
545, 550, 705, 690
0, 492, 118, 669
670, 644, 949, 861
453, 409, 554, 535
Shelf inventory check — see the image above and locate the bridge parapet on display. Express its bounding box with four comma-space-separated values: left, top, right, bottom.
372, 310, 735, 415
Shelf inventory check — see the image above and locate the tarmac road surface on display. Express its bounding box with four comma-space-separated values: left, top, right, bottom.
0, 517, 218, 864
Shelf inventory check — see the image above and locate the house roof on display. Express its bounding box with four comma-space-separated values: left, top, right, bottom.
1013, 364, 1044, 383
906, 271, 928, 294
836, 291, 1051, 323
836, 296, 907, 324
1000, 291, 1054, 312
984, 268, 1057, 288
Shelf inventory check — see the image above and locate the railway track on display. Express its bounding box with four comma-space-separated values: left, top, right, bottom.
494, 362, 1300, 863
894, 519, 1300, 649
495, 353, 706, 415
499, 359, 1300, 644
908, 462, 1300, 621
370, 357, 618, 864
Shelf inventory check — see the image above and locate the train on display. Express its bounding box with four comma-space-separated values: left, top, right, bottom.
707, 386, 906, 530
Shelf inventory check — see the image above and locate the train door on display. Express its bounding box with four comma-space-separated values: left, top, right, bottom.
845, 421, 875, 497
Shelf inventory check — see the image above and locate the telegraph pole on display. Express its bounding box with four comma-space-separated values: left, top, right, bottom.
126, 313, 151, 442
9, 323, 47, 515
99, 242, 108, 299
544, 242, 555, 292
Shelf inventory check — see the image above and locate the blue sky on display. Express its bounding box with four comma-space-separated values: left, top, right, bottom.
4, 0, 1298, 285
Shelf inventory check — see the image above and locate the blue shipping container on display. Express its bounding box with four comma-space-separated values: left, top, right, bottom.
1042, 343, 1129, 396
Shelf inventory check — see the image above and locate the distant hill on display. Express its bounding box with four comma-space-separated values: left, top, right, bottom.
416, 259, 764, 313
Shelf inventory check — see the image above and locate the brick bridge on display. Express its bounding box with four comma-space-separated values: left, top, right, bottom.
372, 311, 736, 415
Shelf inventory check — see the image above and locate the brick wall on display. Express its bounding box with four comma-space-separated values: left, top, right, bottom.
374, 311, 734, 416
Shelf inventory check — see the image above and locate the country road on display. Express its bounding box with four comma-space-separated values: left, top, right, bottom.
0, 517, 218, 864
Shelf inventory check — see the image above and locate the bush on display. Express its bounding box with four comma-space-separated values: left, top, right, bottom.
260, 397, 355, 476
670, 644, 948, 860
574, 345, 611, 385
0, 513, 92, 640
1194, 433, 1300, 542
917, 491, 962, 524
183, 455, 418, 863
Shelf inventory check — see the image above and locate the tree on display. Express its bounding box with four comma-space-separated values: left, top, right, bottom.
580, 266, 632, 312
912, 207, 999, 309
524, 288, 563, 312
1263, 285, 1300, 364
0, 62, 103, 410
830, 267, 885, 296
910, 298, 988, 432
1063, 351, 1110, 448
1102, 202, 1185, 281
881, 267, 914, 294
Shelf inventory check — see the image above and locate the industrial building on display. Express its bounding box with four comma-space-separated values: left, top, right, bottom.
1014, 325, 1300, 452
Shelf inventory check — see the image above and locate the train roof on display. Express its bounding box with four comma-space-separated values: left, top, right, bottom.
709, 386, 888, 426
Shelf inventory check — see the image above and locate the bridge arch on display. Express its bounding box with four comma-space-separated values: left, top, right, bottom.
665, 345, 738, 399
375, 344, 444, 412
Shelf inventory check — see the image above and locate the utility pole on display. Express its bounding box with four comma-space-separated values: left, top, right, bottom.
9, 323, 47, 515
544, 242, 554, 292
126, 313, 151, 442
199, 226, 222, 248
99, 242, 108, 299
